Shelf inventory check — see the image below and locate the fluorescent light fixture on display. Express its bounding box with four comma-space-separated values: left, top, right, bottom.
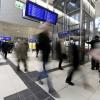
61, 2, 64, 6
69, 2, 76, 7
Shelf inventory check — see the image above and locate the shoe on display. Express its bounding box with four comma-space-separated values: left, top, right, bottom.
58, 67, 64, 70
24, 69, 28, 72
38, 80, 44, 85
49, 89, 60, 98
96, 68, 99, 70
66, 80, 74, 86
17, 67, 20, 71
91, 67, 95, 70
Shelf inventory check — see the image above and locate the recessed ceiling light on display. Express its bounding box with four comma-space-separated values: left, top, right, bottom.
61, 2, 64, 6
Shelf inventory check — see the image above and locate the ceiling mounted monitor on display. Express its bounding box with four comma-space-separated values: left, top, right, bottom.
25, 1, 58, 25
44, 9, 58, 25
25, 1, 45, 21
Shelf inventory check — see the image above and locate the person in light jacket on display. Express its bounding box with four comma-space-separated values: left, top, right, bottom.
15, 39, 29, 72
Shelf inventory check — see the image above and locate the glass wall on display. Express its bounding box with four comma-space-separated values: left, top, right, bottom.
95, 17, 100, 32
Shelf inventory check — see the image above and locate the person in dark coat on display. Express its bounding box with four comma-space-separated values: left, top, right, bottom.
56, 39, 67, 70
86, 36, 100, 70
38, 22, 59, 98
38, 31, 51, 72
0, 41, 2, 51
35, 40, 39, 57
66, 39, 80, 86
8, 42, 14, 53
2, 41, 9, 59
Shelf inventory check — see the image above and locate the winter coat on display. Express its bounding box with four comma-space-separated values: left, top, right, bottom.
15, 41, 28, 60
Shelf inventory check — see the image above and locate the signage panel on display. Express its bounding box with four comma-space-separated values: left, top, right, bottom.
25, 1, 58, 25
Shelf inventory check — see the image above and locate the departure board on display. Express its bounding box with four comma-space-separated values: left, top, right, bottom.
44, 10, 58, 25
25, 2, 45, 21
58, 32, 70, 38
25, 1, 58, 25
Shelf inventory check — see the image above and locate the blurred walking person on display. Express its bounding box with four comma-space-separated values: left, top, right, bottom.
86, 36, 100, 70
56, 39, 67, 70
38, 22, 59, 98
15, 39, 29, 72
2, 41, 9, 59
35, 40, 39, 57
66, 38, 80, 86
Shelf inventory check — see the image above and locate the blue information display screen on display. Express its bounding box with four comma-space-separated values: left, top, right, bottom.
25, 2, 45, 21
25, 1, 58, 25
0, 36, 11, 41
3, 37, 11, 41
44, 10, 58, 25
58, 32, 70, 38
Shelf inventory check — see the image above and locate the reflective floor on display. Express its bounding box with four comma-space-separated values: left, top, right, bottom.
0, 51, 100, 100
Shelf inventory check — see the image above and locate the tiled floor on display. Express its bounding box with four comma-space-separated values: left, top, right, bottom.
36, 63, 100, 100
8, 52, 67, 72
0, 52, 100, 100
0, 55, 27, 100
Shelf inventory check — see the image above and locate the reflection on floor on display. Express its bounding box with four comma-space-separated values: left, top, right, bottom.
0, 52, 100, 100
36, 63, 100, 100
